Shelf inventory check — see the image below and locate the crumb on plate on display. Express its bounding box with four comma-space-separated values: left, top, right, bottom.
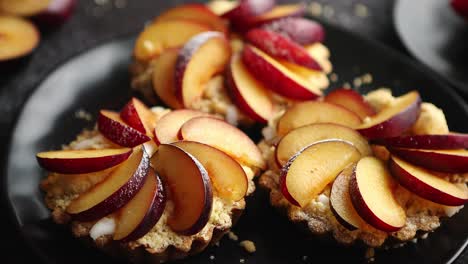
239, 240, 256, 253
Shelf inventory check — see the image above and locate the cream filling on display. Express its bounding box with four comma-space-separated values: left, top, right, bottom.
90, 217, 116, 240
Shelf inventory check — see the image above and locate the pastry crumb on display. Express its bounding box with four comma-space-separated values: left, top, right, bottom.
330, 73, 338, 82
412, 103, 449, 135
74, 109, 93, 121
362, 73, 373, 84
210, 255, 215, 260
114, 0, 127, 9
308, 2, 322, 16
352, 73, 373, 88
239, 258, 245, 263
226, 105, 239, 126
239, 240, 256, 253
393, 243, 405, 248
302, 255, 308, 261
421, 233, 429, 239
323, 5, 335, 18
228, 231, 239, 241
353, 77, 363, 88
354, 3, 369, 18
365, 248, 375, 259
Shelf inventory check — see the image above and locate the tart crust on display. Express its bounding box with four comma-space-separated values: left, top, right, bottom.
67, 207, 244, 263
41, 107, 257, 263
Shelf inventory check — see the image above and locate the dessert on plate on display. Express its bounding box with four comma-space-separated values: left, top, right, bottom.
258, 87, 468, 248
37, 98, 262, 262
130, 0, 332, 125
34, 0, 468, 262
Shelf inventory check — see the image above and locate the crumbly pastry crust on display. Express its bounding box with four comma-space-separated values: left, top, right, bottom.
41, 108, 258, 263
258, 88, 467, 248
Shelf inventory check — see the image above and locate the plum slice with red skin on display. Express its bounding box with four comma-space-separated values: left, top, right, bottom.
36, 148, 132, 174
357, 91, 421, 139
114, 168, 166, 242
239, 3, 306, 31
388, 147, 468, 173
66, 147, 151, 221
241, 45, 322, 100
246, 28, 322, 71
262, 17, 325, 45
153, 144, 213, 235
279, 140, 361, 207
330, 164, 365, 230
372, 133, 468, 150
226, 52, 274, 123
349, 157, 406, 232
155, 3, 228, 34
174, 31, 231, 107
34, 0, 77, 26
324, 88, 375, 119
98, 110, 151, 147
389, 155, 468, 206
222, 0, 275, 27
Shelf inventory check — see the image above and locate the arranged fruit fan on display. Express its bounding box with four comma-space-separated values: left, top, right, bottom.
260, 87, 468, 241
132, 0, 330, 124
37, 97, 260, 243
0, 0, 76, 62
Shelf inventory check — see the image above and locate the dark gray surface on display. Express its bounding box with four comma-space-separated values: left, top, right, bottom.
1, 0, 466, 263
394, 0, 468, 96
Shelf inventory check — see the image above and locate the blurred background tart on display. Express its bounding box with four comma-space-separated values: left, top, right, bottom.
130, 0, 332, 126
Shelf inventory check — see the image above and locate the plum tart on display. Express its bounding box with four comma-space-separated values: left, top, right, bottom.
130, 0, 332, 126
35, 0, 468, 261
38, 98, 261, 263
258, 88, 468, 248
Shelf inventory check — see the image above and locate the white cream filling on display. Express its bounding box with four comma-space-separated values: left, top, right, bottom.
90, 217, 116, 240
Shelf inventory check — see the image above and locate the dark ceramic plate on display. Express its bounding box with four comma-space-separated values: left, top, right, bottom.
3, 20, 468, 264
394, 0, 468, 96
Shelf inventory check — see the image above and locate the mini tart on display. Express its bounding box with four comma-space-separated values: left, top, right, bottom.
130, 42, 332, 126
130, 2, 332, 126
40, 107, 258, 263
258, 88, 467, 248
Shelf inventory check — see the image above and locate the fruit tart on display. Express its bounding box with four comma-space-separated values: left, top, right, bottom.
258, 88, 468, 248
38, 98, 262, 263
130, 0, 332, 126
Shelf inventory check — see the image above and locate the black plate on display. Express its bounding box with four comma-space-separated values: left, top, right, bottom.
3, 21, 468, 264
394, 0, 468, 96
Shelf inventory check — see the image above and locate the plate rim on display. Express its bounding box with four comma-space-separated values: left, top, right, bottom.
0, 32, 137, 264
2, 19, 468, 263
393, 0, 468, 96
